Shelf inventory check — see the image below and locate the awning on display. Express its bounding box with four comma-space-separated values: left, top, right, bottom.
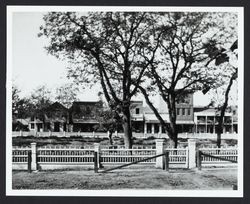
145, 113, 194, 124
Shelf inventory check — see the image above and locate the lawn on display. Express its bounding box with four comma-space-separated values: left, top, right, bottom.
12, 167, 237, 190
12, 135, 237, 148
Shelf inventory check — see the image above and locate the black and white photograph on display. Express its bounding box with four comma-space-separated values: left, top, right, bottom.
6, 6, 244, 197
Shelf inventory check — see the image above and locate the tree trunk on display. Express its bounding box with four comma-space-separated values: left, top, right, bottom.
122, 105, 133, 149
108, 131, 113, 145
217, 131, 222, 148
167, 94, 178, 148
216, 70, 236, 148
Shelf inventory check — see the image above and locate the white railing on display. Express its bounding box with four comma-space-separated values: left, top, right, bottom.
36, 147, 94, 164
200, 147, 238, 167
165, 147, 189, 168
12, 143, 238, 170
12, 147, 30, 163
100, 149, 157, 164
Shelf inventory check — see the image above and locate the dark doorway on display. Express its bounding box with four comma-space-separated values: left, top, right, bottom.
63, 123, 66, 131
54, 122, 60, 132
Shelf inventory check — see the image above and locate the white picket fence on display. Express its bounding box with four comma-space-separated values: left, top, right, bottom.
12, 142, 238, 170
166, 148, 189, 168
12, 145, 188, 170
200, 147, 238, 167
100, 149, 157, 164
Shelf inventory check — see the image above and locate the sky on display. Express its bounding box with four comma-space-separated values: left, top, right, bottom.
11, 12, 236, 107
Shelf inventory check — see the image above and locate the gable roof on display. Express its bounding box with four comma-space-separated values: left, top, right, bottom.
45, 102, 68, 112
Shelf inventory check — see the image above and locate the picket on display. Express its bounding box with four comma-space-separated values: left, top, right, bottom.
12, 142, 238, 170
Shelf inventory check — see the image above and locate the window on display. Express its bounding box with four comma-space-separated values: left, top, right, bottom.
176, 108, 180, 115
187, 109, 191, 115
31, 123, 34, 129
135, 108, 140, 114
182, 108, 185, 115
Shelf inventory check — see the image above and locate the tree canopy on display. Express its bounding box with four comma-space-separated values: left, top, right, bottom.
137, 12, 237, 147
39, 12, 172, 148
39, 11, 238, 148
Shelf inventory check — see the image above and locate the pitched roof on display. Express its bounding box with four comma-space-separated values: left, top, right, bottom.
45, 102, 68, 111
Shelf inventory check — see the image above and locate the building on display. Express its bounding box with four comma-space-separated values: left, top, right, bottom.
28, 102, 70, 134
69, 101, 103, 132
13, 96, 238, 135
144, 93, 194, 135
194, 106, 238, 134
130, 101, 144, 133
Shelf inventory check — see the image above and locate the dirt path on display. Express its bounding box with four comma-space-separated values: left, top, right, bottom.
12, 168, 237, 190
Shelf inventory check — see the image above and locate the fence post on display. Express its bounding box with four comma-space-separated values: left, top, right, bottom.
94, 152, 98, 173
164, 151, 169, 171
31, 143, 37, 171
27, 151, 32, 173
94, 143, 101, 169
196, 150, 202, 170
155, 139, 165, 169
188, 139, 196, 169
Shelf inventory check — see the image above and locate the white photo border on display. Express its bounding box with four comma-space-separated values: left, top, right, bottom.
6, 5, 244, 197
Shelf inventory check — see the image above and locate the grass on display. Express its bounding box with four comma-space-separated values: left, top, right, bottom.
12, 167, 237, 190
12, 136, 237, 148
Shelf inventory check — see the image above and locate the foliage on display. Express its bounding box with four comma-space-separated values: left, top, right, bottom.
39, 12, 169, 148
12, 85, 33, 119
12, 85, 21, 117
204, 40, 238, 148
138, 12, 237, 147
55, 83, 79, 108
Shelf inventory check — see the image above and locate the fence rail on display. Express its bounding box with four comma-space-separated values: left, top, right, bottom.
12, 140, 238, 171
100, 149, 157, 164
37, 148, 94, 164
199, 148, 238, 167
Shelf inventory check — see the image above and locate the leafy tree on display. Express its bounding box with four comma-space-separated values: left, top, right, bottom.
12, 85, 33, 119
137, 12, 237, 148
39, 12, 169, 148
29, 85, 53, 120
55, 83, 79, 108
12, 85, 21, 118
95, 108, 122, 145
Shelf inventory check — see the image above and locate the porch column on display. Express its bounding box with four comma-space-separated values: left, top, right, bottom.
205, 116, 208, 133
231, 116, 233, 133
159, 124, 162, 134
223, 117, 225, 133
213, 116, 216, 133
144, 123, 147, 135
152, 123, 155, 134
